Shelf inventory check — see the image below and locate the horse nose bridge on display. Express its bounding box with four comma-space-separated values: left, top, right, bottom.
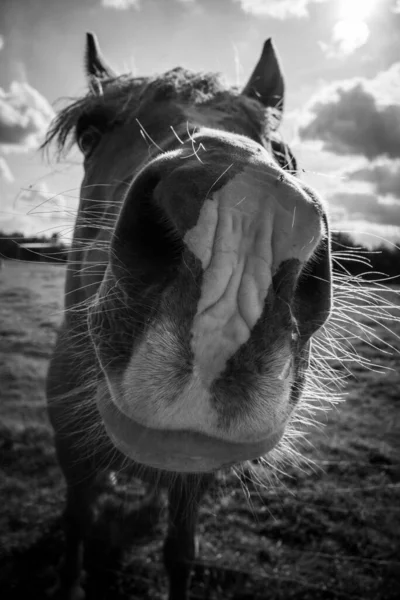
112, 144, 322, 286
151, 156, 239, 236
150, 142, 289, 235
156, 152, 321, 259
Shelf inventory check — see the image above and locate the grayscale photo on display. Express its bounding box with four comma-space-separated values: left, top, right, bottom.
0, 1, 399, 599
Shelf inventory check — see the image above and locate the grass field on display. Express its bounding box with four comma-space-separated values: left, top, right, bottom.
0, 260, 399, 599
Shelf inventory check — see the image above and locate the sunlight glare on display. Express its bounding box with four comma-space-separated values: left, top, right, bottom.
330, 0, 380, 56
332, 19, 370, 55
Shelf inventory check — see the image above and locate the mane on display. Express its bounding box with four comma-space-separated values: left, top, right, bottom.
42, 68, 278, 159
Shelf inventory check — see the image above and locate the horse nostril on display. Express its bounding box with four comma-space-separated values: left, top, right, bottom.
110, 161, 184, 287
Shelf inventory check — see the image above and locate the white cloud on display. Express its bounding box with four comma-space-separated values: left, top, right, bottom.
299, 65, 400, 159
368, 62, 400, 105
17, 181, 68, 218
101, 0, 194, 7
348, 160, 400, 198
0, 82, 55, 152
329, 191, 400, 227
0, 157, 14, 184
302, 156, 400, 246
233, 0, 326, 19
101, 0, 141, 9
0, 35, 4, 52
322, 182, 400, 247
0, 179, 71, 238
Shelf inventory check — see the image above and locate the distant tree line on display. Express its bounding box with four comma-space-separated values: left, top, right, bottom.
0, 230, 399, 279
0, 231, 68, 262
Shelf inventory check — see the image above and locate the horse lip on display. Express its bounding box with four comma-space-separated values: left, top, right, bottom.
96, 382, 284, 473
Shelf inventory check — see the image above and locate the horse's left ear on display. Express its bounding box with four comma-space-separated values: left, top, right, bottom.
242, 39, 285, 122
85, 32, 117, 93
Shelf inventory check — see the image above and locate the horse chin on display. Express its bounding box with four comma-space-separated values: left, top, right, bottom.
96, 382, 285, 473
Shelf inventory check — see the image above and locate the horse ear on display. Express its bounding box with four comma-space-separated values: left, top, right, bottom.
85, 32, 116, 92
242, 39, 285, 120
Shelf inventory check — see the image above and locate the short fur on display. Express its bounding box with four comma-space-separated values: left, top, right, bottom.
45, 34, 330, 600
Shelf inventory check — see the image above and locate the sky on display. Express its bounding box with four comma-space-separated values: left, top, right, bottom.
1, 0, 400, 247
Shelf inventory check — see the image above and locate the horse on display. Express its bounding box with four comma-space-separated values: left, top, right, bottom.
44, 32, 332, 600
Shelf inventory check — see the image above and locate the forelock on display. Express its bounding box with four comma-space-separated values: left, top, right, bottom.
42, 67, 278, 158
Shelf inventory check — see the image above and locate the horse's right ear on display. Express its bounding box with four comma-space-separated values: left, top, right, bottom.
85, 32, 116, 93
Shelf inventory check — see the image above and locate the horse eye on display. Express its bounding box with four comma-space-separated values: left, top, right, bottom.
78, 126, 101, 156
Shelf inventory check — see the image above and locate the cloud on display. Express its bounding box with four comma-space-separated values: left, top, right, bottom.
101, 0, 141, 8
0, 179, 70, 237
0, 82, 55, 152
348, 161, 400, 198
327, 188, 400, 247
18, 181, 68, 218
233, 0, 326, 19
320, 19, 370, 58
318, 166, 400, 246
368, 62, 400, 105
0, 157, 14, 184
101, 0, 194, 7
299, 69, 400, 159
329, 191, 400, 227
0, 35, 4, 52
